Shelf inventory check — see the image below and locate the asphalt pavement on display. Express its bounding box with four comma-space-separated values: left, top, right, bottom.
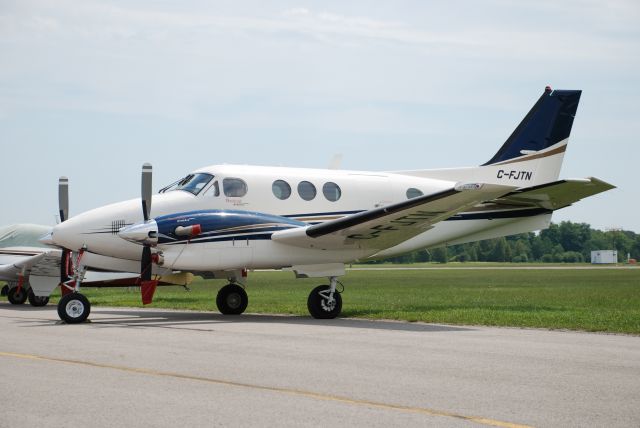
1, 303, 639, 428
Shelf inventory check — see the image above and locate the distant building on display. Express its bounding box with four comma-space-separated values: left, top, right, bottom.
591, 250, 618, 264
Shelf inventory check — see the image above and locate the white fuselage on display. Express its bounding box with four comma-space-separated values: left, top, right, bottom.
51, 164, 552, 272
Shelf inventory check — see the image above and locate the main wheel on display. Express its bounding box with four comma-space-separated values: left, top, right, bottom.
216, 284, 248, 315
307, 285, 342, 319
28, 290, 49, 307
8, 287, 28, 305
57, 293, 91, 323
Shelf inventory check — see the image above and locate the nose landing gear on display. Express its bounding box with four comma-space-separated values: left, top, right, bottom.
56, 248, 90, 324
57, 292, 91, 323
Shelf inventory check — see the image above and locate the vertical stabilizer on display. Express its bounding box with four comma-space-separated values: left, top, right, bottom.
394, 87, 582, 187
484, 87, 581, 166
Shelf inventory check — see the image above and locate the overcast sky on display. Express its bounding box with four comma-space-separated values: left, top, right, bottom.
1, 0, 638, 231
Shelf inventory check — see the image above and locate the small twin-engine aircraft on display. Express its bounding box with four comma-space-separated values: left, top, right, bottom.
43, 87, 613, 323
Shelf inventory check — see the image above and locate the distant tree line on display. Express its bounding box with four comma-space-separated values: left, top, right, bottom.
371, 221, 640, 264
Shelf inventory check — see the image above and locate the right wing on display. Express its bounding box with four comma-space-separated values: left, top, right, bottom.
272, 183, 514, 251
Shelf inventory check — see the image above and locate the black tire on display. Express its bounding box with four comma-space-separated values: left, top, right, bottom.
216, 284, 248, 315
28, 290, 50, 307
1, 284, 8, 296
307, 285, 342, 319
57, 293, 91, 323
8, 287, 28, 305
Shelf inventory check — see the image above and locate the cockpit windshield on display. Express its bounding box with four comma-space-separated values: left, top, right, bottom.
159, 173, 213, 196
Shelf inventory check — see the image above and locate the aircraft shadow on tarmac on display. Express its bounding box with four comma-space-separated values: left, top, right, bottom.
3, 303, 472, 333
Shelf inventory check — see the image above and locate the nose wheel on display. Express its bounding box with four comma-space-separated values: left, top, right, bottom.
57, 293, 91, 324
216, 284, 248, 315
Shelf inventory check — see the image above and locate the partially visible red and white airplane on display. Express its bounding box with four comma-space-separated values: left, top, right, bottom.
0, 224, 192, 307
35, 87, 612, 323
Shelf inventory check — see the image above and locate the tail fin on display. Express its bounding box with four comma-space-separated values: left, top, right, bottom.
483, 87, 581, 165
392, 87, 583, 187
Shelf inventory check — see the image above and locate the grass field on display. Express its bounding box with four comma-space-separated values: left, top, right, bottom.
40, 267, 640, 334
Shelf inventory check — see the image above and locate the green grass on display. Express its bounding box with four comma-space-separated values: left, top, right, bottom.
40, 268, 640, 334
350, 261, 629, 268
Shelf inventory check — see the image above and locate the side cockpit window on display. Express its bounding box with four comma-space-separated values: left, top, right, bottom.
159, 173, 213, 196
223, 178, 248, 197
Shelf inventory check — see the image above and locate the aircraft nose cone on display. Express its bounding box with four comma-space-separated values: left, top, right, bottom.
118, 220, 158, 246
50, 220, 79, 250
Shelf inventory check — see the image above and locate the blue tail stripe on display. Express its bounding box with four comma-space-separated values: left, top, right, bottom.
483, 88, 581, 165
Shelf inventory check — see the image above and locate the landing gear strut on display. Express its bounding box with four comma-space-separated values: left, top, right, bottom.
216, 283, 248, 315
307, 276, 342, 319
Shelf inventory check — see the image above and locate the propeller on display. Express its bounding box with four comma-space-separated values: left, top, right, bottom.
140, 163, 153, 282
139, 163, 157, 304
58, 177, 72, 294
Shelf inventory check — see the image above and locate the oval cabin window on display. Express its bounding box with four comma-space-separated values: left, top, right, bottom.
322, 182, 341, 202
406, 188, 423, 199
272, 180, 292, 200
223, 178, 248, 197
297, 181, 317, 201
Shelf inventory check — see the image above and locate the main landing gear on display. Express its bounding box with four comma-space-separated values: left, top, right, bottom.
27, 290, 49, 307
307, 276, 342, 319
5, 281, 51, 307
7, 286, 28, 305
216, 283, 248, 315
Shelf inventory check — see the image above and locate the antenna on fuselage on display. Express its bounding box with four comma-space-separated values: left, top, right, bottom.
328, 153, 343, 170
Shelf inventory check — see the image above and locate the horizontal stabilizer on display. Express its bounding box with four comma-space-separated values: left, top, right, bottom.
492, 177, 615, 210
272, 183, 514, 251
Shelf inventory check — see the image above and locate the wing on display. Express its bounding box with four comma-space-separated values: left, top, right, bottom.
486, 177, 614, 211
0, 248, 54, 280
272, 183, 514, 251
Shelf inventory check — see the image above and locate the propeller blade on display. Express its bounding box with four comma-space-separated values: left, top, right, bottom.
139, 163, 158, 304
141, 245, 152, 282
141, 163, 153, 221
58, 176, 69, 223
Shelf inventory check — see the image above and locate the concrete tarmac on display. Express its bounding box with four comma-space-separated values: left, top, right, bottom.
1, 303, 639, 428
